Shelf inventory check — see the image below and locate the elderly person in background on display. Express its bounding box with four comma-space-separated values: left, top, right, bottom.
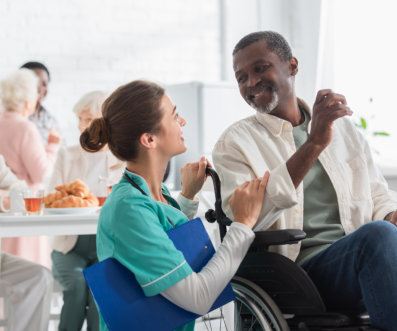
0, 155, 53, 331
0, 69, 61, 267
48, 91, 124, 331
20, 61, 63, 144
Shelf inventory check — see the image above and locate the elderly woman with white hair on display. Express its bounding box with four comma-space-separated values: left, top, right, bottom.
0, 69, 61, 188
48, 91, 123, 331
0, 69, 61, 267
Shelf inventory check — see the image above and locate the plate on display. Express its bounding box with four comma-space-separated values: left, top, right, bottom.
44, 207, 99, 215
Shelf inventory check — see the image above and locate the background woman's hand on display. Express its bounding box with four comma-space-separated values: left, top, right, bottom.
48, 128, 62, 145
180, 156, 211, 200
229, 171, 269, 229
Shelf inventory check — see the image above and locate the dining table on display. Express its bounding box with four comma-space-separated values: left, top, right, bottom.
0, 190, 219, 240
0, 189, 220, 261
0, 209, 99, 274
0, 211, 99, 239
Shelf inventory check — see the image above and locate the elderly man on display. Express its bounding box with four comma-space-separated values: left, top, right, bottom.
212, 31, 397, 330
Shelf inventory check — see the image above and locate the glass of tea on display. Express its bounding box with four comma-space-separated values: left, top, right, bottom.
95, 177, 109, 207
23, 189, 44, 215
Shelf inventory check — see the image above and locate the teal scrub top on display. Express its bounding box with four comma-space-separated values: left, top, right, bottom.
97, 171, 195, 331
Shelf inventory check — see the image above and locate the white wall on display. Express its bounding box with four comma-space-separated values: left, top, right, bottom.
0, 0, 220, 145
1, 0, 325, 145
220, 0, 323, 106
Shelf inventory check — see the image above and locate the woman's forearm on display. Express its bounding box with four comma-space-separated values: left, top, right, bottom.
161, 222, 254, 315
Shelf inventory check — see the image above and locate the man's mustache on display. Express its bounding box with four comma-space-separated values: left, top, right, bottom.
246, 81, 276, 101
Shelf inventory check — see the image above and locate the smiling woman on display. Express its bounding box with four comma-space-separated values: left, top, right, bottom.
79, 79, 269, 331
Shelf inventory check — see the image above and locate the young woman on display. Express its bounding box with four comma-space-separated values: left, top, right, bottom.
80, 80, 269, 331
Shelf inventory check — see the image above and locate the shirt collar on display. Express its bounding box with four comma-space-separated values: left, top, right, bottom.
123, 169, 167, 197
254, 98, 312, 136
123, 169, 151, 196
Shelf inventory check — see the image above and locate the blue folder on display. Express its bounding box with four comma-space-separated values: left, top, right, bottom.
83, 217, 235, 331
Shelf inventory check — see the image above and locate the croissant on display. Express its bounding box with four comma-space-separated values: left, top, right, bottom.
50, 195, 99, 208
55, 179, 90, 198
84, 193, 99, 207
46, 179, 100, 208
44, 190, 68, 207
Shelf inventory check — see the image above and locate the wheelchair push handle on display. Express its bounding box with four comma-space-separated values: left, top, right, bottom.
204, 167, 232, 228
204, 167, 307, 246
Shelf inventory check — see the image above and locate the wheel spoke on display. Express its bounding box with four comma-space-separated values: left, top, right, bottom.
231, 277, 289, 331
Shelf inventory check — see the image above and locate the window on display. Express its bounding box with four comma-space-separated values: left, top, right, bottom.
318, 0, 397, 165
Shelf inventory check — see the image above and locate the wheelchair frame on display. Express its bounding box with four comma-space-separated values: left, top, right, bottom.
204, 168, 381, 331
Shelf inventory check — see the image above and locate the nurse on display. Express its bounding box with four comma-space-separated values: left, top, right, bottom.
80, 80, 269, 331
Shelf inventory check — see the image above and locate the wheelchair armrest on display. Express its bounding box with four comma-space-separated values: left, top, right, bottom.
252, 229, 306, 247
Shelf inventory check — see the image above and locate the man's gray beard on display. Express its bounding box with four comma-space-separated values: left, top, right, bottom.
249, 91, 279, 114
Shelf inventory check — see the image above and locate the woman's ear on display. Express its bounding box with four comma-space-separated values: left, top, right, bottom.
140, 133, 156, 149
22, 101, 31, 117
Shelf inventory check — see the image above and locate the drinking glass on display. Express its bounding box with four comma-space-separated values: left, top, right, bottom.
23, 189, 44, 215
96, 176, 109, 207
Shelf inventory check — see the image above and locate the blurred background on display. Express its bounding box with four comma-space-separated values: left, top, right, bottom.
1, 0, 397, 184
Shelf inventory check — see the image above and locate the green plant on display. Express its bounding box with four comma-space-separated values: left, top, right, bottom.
354, 98, 390, 137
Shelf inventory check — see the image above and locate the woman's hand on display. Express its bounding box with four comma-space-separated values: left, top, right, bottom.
229, 171, 270, 229
48, 129, 61, 145
180, 156, 212, 200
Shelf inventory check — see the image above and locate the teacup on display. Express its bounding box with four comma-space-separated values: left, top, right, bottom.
0, 189, 26, 214
23, 189, 44, 215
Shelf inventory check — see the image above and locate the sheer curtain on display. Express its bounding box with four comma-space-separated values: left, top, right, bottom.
316, 0, 397, 167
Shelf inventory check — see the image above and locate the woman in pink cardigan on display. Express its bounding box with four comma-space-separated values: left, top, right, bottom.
0, 69, 61, 267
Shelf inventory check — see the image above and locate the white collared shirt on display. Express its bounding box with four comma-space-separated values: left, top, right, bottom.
212, 99, 397, 261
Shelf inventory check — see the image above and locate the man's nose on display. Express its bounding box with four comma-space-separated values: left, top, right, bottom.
247, 74, 261, 88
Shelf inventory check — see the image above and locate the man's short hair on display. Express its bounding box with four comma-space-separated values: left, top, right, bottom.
20, 61, 50, 81
233, 31, 292, 62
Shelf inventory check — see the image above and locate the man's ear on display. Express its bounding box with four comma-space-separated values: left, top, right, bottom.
140, 133, 156, 149
290, 57, 298, 76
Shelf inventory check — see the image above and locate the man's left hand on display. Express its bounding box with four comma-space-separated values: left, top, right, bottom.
385, 211, 397, 226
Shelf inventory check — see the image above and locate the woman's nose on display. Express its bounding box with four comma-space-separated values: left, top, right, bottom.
179, 116, 186, 127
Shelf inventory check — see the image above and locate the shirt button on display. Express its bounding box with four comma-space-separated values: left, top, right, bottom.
283, 123, 290, 130
295, 208, 302, 214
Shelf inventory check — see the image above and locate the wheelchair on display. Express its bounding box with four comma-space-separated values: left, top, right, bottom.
203, 168, 382, 331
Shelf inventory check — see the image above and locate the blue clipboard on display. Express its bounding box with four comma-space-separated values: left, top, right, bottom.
83, 217, 235, 331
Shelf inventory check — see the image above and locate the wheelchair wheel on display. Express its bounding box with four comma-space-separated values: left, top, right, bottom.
232, 276, 289, 331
